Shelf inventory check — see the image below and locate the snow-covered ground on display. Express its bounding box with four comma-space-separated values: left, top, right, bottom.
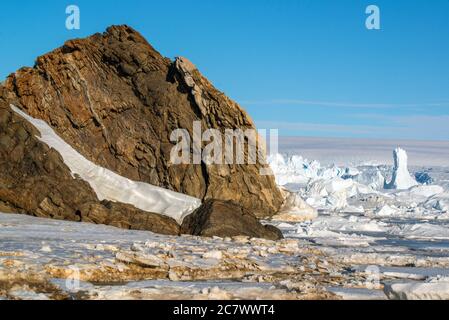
269, 144, 449, 300
0, 212, 339, 300
1, 134, 449, 300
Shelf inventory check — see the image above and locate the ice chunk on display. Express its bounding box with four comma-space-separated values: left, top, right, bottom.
325, 178, 354, 193
385, 148, 418, 190
394, 185, 445, 205
375, 205, 398, 217
385, 277, 449, 300
354, 169, 385, 190
424, 193, 449, 212
408, 185, 444, 198
389, 223, 449, 240
326, 190, 348, 210
274, 190, 318, 222
341, 167, 361, 183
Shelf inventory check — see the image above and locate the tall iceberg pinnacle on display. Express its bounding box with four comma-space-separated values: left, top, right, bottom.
385, 147, 418, 190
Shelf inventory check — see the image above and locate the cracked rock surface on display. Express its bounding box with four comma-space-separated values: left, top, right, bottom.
1, 25, 283, 220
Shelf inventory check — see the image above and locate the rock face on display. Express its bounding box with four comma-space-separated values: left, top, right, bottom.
2, 25, 282, 218
0, 96, 180, 235
181, 200, 284, 240
0, 25, 284, 239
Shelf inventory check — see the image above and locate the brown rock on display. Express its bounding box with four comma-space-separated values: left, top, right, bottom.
181, 199, 283, 240
3, 25, 283, 218
79, 201, 180, 235
0, 98, 179, 235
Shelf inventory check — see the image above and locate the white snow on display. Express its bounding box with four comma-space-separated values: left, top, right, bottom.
10, 105, 201, 223
385, 148, 418, 190
203, 250, 223, 260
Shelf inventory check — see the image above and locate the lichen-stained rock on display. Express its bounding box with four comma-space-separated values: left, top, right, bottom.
2, 25, 283, 218
181, 199, 283, 240
0, 97, 180, 235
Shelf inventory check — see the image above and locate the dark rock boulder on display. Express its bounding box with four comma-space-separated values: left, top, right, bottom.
181, 199, 283, 240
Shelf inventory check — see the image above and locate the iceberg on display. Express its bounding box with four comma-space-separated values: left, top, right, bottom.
384, 148, 418, 190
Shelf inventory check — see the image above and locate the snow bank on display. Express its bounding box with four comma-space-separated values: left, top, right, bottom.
385, 148, 418, 190
11, 105, 201, 223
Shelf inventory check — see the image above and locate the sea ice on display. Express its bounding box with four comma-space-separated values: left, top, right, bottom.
389, 223, 449, 240
384, 277, 449, 300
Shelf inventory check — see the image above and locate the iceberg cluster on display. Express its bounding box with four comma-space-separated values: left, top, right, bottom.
268, 153, 378, 213
269, 147, 449, 219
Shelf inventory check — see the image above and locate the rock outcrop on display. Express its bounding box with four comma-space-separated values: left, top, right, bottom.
2, 25, 283, 218
0, 25, 284, 239
0, 97, 180, 235
181, 200, 283, 240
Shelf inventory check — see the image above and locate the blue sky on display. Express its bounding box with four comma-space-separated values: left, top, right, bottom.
1, 0, 448, 140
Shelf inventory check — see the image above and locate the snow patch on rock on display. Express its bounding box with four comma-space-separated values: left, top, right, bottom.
10, 105, 201, 223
